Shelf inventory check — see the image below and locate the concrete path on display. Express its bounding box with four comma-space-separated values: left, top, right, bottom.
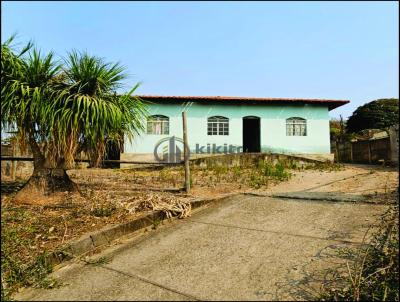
15, 195, 386, 301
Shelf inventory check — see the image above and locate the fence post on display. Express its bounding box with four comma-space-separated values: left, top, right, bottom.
368, 140, 372, 164
11, 143, 16, 180
350, 142, 353, 163
182, 111, 190, 193
335, 140, 340, 163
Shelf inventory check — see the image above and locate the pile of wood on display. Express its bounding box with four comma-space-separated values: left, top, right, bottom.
120, 192, 192, 219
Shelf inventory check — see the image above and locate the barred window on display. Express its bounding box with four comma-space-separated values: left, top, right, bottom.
286, 117, 307, 136
207, 116, 229, 135
147, 115, 169, 135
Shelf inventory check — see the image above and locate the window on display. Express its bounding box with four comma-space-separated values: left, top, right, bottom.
286, 117, 307, 136
207, 116, 229, 135
147, 115, 169, 135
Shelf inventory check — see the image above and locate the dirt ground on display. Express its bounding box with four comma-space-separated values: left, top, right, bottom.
13, 190, 394, 301
268, 164, 398, 196
2, 163, 398, 252
1, 162, 398, 298
66, 162, 398, 200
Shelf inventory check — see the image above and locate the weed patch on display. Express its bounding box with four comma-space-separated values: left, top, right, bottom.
319, 196, 399, 301
90, 204, 116, 217
84, 256, 112, 266
188, 160, 292, 190
1, 217, 55, 300
306, 162, 345, 172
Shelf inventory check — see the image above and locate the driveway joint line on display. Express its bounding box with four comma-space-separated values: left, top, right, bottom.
269, 195, 385, 205
97, 264, 203, 301
188, 220, 364, 245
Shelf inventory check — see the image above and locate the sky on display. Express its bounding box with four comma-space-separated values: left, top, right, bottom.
1, 1, 399, 119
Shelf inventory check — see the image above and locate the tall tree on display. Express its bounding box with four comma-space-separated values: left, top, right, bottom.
1, 37, 147, 204
346, 98, 399, 133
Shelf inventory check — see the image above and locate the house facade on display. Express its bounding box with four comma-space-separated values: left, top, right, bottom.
122, 96, 349, 162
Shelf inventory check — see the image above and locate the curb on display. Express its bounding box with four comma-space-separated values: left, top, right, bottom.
45, 192, 239, 267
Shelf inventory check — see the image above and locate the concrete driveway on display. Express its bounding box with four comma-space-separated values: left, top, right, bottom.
15, 194, 386, 301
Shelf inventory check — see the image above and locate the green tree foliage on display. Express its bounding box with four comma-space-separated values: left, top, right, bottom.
346, 99, 399, 133
1, 35, 147, 202
330, 116, 355, 142
330, 119, 341, 139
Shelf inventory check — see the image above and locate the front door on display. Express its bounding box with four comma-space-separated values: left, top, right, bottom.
242, 116, 261, 153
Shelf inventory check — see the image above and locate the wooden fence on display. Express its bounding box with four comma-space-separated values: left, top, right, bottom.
332, 137, 392, 164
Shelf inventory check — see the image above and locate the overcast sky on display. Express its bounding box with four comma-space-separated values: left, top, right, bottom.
2, 1, 399, 119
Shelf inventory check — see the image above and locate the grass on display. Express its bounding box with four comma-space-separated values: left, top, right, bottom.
306, 162, 345, 172
189, 160, 292, 189
0, 190, 130, 301
84, 256, 112, 266
90, 204, 117, 217
1, 207, 56, 301
0, 156, 341, 300
319, 194, 399, 301
261, 161, 291, 181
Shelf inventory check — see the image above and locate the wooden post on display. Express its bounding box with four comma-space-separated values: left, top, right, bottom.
182, 111, 190, 193
368, 140, 372, 164
11, 143, 16, 180
350, 142, 354, 163
335, 140, 340, 163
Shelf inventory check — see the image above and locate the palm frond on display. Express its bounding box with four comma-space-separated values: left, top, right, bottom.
2, 37, 147, 168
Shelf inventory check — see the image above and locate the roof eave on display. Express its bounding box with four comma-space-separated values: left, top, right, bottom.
135, 95, 350, 111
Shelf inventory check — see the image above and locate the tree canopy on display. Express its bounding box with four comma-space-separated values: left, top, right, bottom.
1, 35, 147, 169
346, 98, 399, 133
1, 35, 147, 203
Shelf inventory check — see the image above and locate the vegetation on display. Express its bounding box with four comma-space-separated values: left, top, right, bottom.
330, 119, 343, 141
0, 158, 391, 300
187, 160, 292, 189
0, 189, 137, 300
320, 201, 399, 301
1, 206, 58, 301
306, 162, 345, 172
1, 35, 147, 204
330, 116, 355, 142
346, 98, 399, 133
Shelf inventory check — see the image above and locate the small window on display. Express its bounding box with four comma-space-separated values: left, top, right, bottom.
286, 117, 307, 136
147, 115, 169, 135
207, 116, 229, 135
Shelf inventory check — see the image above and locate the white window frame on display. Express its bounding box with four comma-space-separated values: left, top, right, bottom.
286, 117, 307, 136
147, 115, 169, 135
207, 116, 229, 136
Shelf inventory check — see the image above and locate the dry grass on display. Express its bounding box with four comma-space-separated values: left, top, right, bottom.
319, 190, 399, 301
0, 160, 320, 299
0, 180, 193, 300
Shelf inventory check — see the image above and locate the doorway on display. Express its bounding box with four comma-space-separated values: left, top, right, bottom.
242, 116, 261, 153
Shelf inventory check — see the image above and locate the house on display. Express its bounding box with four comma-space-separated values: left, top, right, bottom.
121, 95, 349, 163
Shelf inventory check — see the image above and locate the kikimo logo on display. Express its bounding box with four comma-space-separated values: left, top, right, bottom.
154, 137, 242, 163
195, 143, 243, 154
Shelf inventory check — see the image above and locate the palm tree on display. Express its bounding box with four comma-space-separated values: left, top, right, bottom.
1, 37, 147, 204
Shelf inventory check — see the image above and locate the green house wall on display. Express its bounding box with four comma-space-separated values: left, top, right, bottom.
124, 102, 331, 155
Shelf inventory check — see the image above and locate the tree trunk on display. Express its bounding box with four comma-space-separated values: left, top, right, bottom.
14, 166, 80, 205
13, 125, 80, 204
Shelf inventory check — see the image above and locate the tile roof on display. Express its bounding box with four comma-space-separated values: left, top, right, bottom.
136, 95, 349, 111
